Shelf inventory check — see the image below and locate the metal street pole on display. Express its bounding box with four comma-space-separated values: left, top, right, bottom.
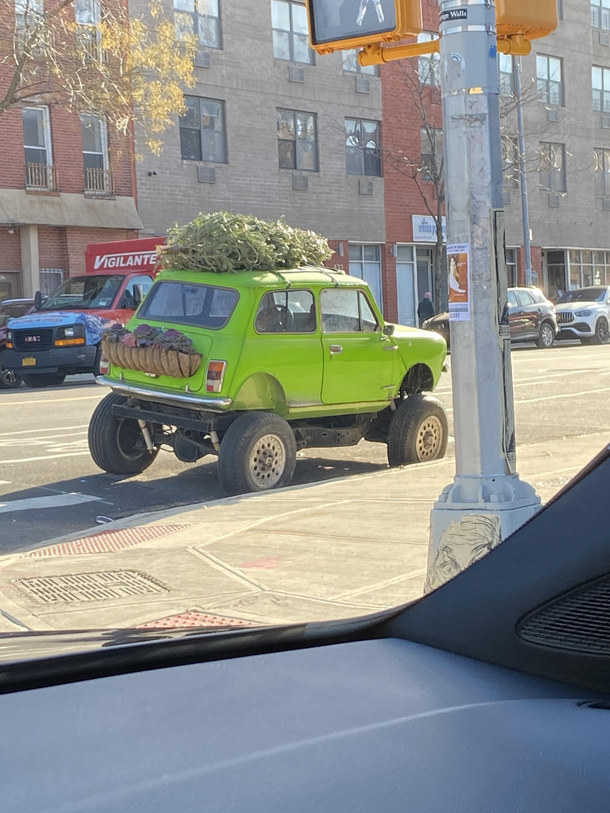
427, 0, 541, 592
515, 56, 533, 287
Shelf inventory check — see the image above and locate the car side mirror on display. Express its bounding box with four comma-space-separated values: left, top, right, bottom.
34, 290, 43, 310
383, 324, 395, 336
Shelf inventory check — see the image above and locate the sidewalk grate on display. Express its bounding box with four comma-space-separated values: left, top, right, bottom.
22, 525, 191, 558
12, 570, 169, 604
137, 609, 257, 629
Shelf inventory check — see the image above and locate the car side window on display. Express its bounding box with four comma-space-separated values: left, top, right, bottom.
118, 275, 154, 309
255, 290, 316, 333
321, 288, 379, 333
508, 291, 519, 307
516, 290, 534, 307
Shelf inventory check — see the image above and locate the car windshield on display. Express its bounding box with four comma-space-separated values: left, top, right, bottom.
138, 281, 239, 329
0, 303, 31, 326
40, 276, 123, 310
556, 288, 607, 304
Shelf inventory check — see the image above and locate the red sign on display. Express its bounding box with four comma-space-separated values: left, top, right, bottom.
85, 237, 165, 275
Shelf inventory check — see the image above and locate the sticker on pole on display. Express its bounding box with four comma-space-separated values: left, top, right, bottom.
447, 244, 471, 321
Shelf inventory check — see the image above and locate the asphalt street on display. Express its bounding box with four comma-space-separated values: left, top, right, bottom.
0, 341, 609, 551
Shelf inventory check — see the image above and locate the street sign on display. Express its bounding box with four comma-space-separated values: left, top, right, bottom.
305, 0, 422, 54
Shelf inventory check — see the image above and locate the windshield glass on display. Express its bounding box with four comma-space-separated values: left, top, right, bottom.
556, 288, 607, 304
0, 303, 31, 326
40, 276, 123, 310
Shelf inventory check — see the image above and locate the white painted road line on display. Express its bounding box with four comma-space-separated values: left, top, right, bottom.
0, 395, 103, 407
0, 492, 101, 514
0, 424, 88, 437
516, 387, 610, 405
0, 451, 92, 465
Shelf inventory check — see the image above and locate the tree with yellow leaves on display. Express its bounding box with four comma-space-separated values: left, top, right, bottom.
0, 0, 197, 154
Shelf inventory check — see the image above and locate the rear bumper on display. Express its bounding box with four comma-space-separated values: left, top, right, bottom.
2, 345, 98, 374
96, 376, 232, 412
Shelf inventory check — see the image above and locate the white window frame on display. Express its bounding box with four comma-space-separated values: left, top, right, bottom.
348, 243, 383, 311
81, 113, 109, 171
173, 0, 222, 50
342, 49, 378, 76
591, 0, 610, 31
417, 32, 440, 87
271, 0, 313, 65
23, 105, 52, 167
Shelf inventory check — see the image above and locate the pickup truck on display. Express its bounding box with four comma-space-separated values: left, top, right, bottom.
2, 238, 160, 388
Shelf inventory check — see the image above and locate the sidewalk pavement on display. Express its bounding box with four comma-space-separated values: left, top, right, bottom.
0, 432, 607, 634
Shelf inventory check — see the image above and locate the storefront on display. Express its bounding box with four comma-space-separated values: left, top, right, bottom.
542, 249, 610, 299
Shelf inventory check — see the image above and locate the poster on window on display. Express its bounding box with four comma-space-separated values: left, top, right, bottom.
309, 0, 397, 45
447, 244, 471, 321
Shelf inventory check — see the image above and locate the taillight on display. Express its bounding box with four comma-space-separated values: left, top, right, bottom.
99, 357, 110, 376
206, 360, 227, 393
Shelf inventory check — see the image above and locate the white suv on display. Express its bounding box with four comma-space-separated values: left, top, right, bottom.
555, 286, 610, 345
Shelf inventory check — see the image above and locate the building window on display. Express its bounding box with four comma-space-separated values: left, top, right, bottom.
348, 244, 382, 308
421, 127, 443, 181
271, 0, 312, 64
346, 118, 381, 176
502, 137, 519, 188
277, 109, 318, 171
505, 248, 518, 287
343, 49, 378, 76
539, 143, 566, 193
23, 106, 55, 190
81, 114, 112, 193
594, 148, 610, 197
15, 0, 43, 36
592, 66, 610, 112
569, 251, 596, 289
417, 32, 440, 86
174, 0, 221, 49
75, 0, 102, 58
591, 0, 610, 31
179, 97, 227, 162
498, 53, 514, 96
536, 55, 563, 105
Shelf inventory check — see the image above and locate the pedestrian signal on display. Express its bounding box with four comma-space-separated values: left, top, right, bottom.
305, 0, 422, 54
496, 0, 558, 40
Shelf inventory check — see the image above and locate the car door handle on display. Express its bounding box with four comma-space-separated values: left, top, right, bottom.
383, 345, 399, 351
329, 345, 343, 354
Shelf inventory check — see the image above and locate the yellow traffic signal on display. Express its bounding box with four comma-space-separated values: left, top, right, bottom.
305, 0, 422, 55
496, 0, 558, 40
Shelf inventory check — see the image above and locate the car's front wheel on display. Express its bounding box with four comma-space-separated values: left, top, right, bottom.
584, 318, 610, 345
536, 321, 555, 349
387, 394, 448, 467
88, 392, 158, 475
0, 363, 22, 389
217, 412, 297, 496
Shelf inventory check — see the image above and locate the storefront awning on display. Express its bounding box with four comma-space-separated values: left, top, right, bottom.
0, 190, 143, 230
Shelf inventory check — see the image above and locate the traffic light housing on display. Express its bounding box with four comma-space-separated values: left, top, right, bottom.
496, 0, 558, 40
305, 0, 422, 55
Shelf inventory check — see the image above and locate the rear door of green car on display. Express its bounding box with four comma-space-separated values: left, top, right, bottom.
320, 288, 396, 405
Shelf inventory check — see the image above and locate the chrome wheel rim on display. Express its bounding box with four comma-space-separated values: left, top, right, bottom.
541, 325, 554, 346
599, 321, 609, 343
248, 433, 286, 488
416, 416, 443, 461
0, 365, 18, 386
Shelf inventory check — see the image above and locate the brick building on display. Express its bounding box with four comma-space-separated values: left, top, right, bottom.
0, 2, 141, 303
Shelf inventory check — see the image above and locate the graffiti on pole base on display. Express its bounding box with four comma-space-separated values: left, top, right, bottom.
447, 243, 471, 321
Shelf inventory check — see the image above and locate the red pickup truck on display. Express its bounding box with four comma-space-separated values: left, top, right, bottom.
2, 237, 162, 388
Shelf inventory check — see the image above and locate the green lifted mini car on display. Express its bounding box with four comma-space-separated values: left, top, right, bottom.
90, 267, 448, 495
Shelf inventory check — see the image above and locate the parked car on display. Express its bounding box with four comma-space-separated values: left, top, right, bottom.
424, 287, 557, 349
554, 286, 610, 344
0, 298, 37, 389
90, 267, 448, 495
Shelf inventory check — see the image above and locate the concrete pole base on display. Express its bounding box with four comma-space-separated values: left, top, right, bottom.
426, 473, 541, 593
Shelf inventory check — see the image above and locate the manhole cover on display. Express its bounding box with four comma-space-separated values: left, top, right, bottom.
23, 525, 190, 558
12, 570, 169, 604
137, 610, 257, 629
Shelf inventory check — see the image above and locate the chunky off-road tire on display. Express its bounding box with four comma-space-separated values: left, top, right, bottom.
387, 394, 448, 467
536, 321, 555, 349
583, 318, 610, 345
217, 412, 297, 496
0, 363, 21, 389
88, 392, 158, 475
21, 373, 66, 388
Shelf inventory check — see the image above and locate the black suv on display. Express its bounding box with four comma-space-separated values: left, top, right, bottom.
424, 287, 557, 350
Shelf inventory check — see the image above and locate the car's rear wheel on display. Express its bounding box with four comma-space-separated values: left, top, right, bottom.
387, 394, 448, 467
88, 392, 158, 475
536, 321, 555, 349
21, 374, 66, 388
0, 363, 22, 389
217, 412, 297, 496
